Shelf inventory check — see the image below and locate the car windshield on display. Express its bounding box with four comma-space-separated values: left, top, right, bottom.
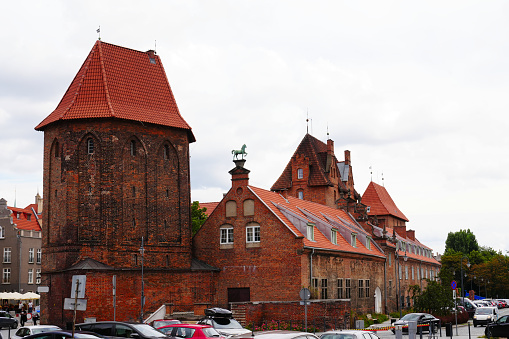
400, 314, 421, 321
33, 327, 61, 334
202, 328, 222, 337
476, 308, 493, 315
211, 318, 244, 329
130, 324, 168, 338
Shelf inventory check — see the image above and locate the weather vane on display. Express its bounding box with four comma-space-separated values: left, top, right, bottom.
97, 26, 101, 40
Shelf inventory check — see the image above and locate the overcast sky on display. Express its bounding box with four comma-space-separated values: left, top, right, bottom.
1, 1, 507, 255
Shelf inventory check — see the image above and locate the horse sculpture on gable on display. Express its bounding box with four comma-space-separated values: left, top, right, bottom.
232, 144, 247, 160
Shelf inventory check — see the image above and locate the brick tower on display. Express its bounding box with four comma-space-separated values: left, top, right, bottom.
35, 41, 215, 326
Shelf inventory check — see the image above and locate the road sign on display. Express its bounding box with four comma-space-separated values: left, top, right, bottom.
300, 301, 310, 305
64, 298, 87, 311
451, 280, 457, 290
37, 286, 49, 293
300, 288, 311, 300
71, 275, 86, 298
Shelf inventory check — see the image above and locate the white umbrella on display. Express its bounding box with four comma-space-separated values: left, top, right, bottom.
21, 292, 40, 300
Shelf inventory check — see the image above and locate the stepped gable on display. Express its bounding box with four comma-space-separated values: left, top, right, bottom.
362, 181, 408, 221
272, 133, 344, 190
35, 40, 195, 142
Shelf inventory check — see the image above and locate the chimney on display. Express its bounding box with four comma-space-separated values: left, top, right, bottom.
406, 229, 415, 241
393, 225, 407, 238
327, 139, 334, 155
229, 159, 250, 189
344, 150, 351, 165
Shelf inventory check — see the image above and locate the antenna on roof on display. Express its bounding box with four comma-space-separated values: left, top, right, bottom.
154, 40, 157, 54
369, 166, 373, 182
97, 26, 101, 41
327, 123, 329, 139
382, 172, 384, 186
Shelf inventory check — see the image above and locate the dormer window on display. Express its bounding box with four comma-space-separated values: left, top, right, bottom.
307, 223, 315, 241
331, 229, 337, 245
366, 236, 371, 250
297, 168, 304, 179
297, 190, 304, 200
351, 233, 357, 247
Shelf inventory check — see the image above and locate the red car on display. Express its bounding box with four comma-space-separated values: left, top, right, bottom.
157, 324, 225, 339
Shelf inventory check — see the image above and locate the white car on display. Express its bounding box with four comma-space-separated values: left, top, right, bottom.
473, 307, 499, 327
320, 330, 381, 339
12, 325, 62, 339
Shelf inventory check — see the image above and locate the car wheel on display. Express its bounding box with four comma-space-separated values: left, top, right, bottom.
474, 322, 477, 327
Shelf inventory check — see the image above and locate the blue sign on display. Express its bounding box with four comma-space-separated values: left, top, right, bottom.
451, 280, 457, 290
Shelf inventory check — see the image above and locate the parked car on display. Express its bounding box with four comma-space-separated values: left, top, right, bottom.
458, 298, 477, 318
157, 324, 225, 339
485, 314, 509, 337
23, 330, 104, 339
76, 321, 169, 339
149, 320, 181, 329
391, 313, 439, 333
13, 325, 62, 339
473, 307, 499, 327
320, 330, 380, 339
238, 330, 319, 339
0, 310, 18, 329
197, 308, 250, 337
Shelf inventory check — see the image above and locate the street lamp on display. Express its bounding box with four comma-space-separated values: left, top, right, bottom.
460, 256, 470, 305
139, 237, 145, 323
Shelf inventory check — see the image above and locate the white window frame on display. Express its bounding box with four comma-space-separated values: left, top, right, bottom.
297, 190, 304, 200
36, 269, 41, 284
3, 248, 11, 263
297, 168, 304, 179
366, 237, 371, 250
28, 248, 34, 263
331, 229, 337, 245
28, 269, 33, 284
2, 268, 10, 284
351, 233, 357, 247
220, 227, 234, 245
0, 226, 4, 239
36, 249, 42, 264
405, 265, 409, 280
246, 225, 260, 243
87, 138, 94, 154
307, 224, 315, 241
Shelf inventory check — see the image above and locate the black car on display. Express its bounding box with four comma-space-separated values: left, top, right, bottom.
485, 315, 509, 338
76, 321, 169, 339
23, 330, 103, 339
0, 310, 18, 329
391, 313, 439, 333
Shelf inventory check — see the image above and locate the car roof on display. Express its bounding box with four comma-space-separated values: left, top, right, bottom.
158, 324, 212, 329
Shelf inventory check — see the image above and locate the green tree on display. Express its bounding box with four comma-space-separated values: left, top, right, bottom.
191, 201, 208, 236
444, 229, 479, 255
412, 280, 454, 316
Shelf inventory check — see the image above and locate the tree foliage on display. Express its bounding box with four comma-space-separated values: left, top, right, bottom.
191, 201, 208, 236
411, 280, 454, 316
444, 229, 479, 255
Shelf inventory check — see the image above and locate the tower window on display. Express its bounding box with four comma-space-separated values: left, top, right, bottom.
130, 140, 136, 156
54, 141, 60, 158
87, 139, 94, 154
164, 145, 170, 159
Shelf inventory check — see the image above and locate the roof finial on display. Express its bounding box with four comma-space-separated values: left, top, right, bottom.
327, 123, 329, 139
154, 40, 157, 54
369, 166, 373, 182
306, 109, 309, 134
382, 172, 384, 186
97, 26, 101, 41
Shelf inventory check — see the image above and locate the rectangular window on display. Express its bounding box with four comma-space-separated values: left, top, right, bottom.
36, 249, 42, 264
3, 248, 11, 263
321, 279, 328, 299
389, 280, 393, 296
312, 278, 318, 298
220, 228, 233, 244
28, 269, 33, 284
307, 224, 314, 241
345, 279, 351, 298
337, 279, 343, 299
246, 226, 260, 243
405, 265, 409, 280
351, 233, 357, 247
388, 253, 392, 266
36, 269, 41, 284
331, 229, 337, 245
412, 266, 415, 280
297, 168, 304, 179
366, 237, 371, 250
28, 248, 34, 263
2, 268, 10, 284
399, 264, 402, 280
0, 227, 4, 239
365, 279, 370, 298
358, 279, 364, 298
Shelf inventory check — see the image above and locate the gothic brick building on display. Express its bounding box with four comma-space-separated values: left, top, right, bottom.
35, 41, 217, 327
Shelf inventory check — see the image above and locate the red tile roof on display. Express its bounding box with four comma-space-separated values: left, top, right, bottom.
35, 40, 195, 142
271, 134, 347, 191
249, 185, 385, 258
198, 202, 219, 217
8, 205, 42, 232
361, 181, 409, 221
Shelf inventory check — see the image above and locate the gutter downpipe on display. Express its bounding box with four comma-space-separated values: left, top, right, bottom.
310, 248, 315, 287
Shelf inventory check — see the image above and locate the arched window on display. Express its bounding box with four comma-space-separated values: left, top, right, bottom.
87, 138, 94, 154
54, 141, 60, 158
130, 140, 136, 156
297, 190, 304, 200
163, 145, 170, 159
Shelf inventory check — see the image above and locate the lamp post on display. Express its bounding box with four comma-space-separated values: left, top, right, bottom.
139, 237, 145, 323
460, 256, 470, 305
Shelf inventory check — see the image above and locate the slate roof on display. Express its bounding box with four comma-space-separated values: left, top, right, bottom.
271, 134, 346, 191
8, 205, 42, 231
362, 181, 409, 222
35, 40, 195, 142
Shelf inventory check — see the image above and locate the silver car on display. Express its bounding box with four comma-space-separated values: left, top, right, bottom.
320, 330, 380, 339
